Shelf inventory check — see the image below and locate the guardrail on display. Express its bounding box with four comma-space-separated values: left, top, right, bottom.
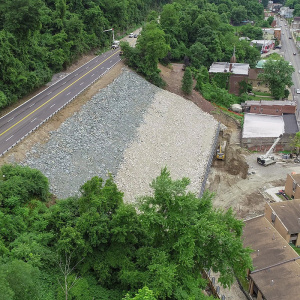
199, 122, 220, 198
0, 58, 121, 158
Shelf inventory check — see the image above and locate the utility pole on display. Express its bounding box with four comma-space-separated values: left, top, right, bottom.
103, 28, 114, 42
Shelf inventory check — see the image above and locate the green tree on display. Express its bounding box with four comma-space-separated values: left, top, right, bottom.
123, 21, 170, 86
0, 164, 49, 204
181, 67, 193, 95
267, 16, 274, 26
136, 168, 253, 298
261, 0, 269, 8
136, 22, 170, 74
2, 0, 43, 39
231, 6, 248, 25
258, 59, 294, 99
195, 66, 209, 92
0, 260, 42, 300
294, 4, 300, 16
123, 287, 157, 300
290, 132, 300, 156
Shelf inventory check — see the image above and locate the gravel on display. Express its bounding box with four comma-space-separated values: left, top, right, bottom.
20, 68, 218, 201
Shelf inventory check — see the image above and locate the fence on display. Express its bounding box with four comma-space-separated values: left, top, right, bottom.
199, 122, 220, 198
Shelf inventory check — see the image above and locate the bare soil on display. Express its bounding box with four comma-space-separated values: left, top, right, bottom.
159, 63, 300, 220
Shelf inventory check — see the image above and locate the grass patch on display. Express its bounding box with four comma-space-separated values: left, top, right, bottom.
254, 91, 272, 96
237, 275, 249, 292
247, 95, 274, 100
290, 244, 300, 255
266, 53, 282, 60
279, 150, 291, 154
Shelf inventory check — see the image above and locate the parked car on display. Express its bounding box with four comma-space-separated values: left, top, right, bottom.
297, 89, 300, 94
293, 52, 297, 55
289, 36, 292, 39
129, 33, 134, 38
134, 34, 138, 38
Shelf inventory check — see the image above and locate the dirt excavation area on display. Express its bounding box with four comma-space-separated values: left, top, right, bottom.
159, 63, 300, 219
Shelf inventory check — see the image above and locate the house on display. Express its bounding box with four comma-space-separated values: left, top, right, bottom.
242, 100, 296, 115
248, 68, 266, 92
243, 216, 300, 300
274, 28, 281, 40
265, 199, 300, 246
285, 173, 300, 200
280, 7, 294, 18
293, 17, 300, 26
241, 113, 298, 151
208, 50, 249, 95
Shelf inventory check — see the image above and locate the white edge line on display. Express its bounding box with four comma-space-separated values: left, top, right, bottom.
0, 52, 109, 122
0, 57, 121, 158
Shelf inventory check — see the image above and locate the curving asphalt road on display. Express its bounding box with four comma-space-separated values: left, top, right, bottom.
0, 48, 122, 157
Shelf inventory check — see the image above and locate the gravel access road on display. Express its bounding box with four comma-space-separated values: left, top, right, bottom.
19, 69, 218, 201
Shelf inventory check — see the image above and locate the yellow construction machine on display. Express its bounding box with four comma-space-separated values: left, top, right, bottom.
216, 141, 226, 160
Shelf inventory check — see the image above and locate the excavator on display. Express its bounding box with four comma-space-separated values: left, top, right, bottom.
216, 141, 227, 161
257, 135, 282, 166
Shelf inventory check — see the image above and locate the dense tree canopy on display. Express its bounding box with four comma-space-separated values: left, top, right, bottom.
0, 164, 252, 299
0, 0, 170, 110
258, 59, 294, 99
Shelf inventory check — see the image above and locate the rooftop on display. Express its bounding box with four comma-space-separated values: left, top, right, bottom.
283, 114, 299, 134
243, 216, 300, 300
251, 40, 274, 46
256, 60, 266, 68
242, 113, 284, 138
208, 62, 249, 75
244, 100, 296, 107
268, 199, 300, 234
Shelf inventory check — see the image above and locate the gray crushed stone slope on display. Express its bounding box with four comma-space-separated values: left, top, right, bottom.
115, 89, 218, 203
21, 68, 218, 200
22, 69, 158, 198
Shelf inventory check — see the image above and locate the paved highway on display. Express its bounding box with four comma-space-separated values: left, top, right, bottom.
0, 49, 121, 156
277, 18, 300, 119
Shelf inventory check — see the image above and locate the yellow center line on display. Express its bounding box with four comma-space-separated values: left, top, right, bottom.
0, 50, 120, 137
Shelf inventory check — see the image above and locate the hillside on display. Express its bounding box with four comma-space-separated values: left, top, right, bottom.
9, 67, 217, 200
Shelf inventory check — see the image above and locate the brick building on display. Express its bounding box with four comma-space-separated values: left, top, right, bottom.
209, 50, 249, 96
285, 173, 300, 199
265, 199, 300, 246
241, 113, 298, 151
242, 100, 296, 115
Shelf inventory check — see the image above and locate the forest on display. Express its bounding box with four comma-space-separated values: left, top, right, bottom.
0, 164, 253, 299
0, 0, 170, 110
0, 0, 272, 111
122, 0, 266, 107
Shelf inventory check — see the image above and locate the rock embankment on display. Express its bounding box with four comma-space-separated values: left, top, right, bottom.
21, 68, 218, 201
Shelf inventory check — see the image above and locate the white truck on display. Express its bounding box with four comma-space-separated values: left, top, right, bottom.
111, 40, 120, 49
257, 135, 282, 166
